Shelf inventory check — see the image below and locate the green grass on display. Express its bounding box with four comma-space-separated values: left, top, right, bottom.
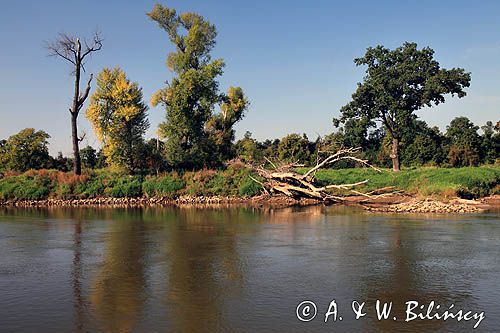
0, 165, 498, 200
309, 166, 500, 199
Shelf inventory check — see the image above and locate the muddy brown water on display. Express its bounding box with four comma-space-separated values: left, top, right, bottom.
0, 206, 499, 332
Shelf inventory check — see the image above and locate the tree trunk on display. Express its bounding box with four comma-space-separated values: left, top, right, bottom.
71, 50, 82, 175
390, 137, 400, 172
71, 113, 82, 175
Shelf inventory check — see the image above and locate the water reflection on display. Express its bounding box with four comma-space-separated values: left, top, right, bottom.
89, 210, 148, 332
72, 215, 84, 333
0, 206, 498, 332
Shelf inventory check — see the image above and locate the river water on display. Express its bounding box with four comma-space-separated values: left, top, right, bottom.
0, 206, 499, 332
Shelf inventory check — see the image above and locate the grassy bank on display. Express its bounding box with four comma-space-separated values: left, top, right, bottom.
311, 166, 500, 199
0, 164, 498, 201
0, 163, 260, 201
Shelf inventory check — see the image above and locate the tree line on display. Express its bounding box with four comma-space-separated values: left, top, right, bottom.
1, 115, 498, 174
1, 4, 498, 175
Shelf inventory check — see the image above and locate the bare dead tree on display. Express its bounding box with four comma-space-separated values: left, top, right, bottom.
47, 32, 103, 175
252, 147, 394, 202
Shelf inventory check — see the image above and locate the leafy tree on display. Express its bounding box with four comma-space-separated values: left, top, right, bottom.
86, 67, 149, 174
445, 117, 482, 167
206, 86, 249, 164
137, 138, 166, 175
95, 149, 107, 169
148, 4, 248, 169
50, 152, 73, 172
47, 33, 103, 175
481, 121, 500, 163
400, 120, 445, 166
235, 131, 261, 163
0, 128, 51, 171
262, 139, 280, 160
335, 42, 471, 171
80, 145, 97, 169
277, 133, 314, 164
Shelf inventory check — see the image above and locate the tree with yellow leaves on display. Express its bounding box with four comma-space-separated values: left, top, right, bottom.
86, 67, 149, 174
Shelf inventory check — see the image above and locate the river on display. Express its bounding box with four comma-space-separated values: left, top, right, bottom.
0, 206, 499, 332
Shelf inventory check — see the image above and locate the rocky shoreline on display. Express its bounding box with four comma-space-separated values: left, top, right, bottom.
363, 198, 484, 213
1, 194, 498, 213
0, 194, 321, 209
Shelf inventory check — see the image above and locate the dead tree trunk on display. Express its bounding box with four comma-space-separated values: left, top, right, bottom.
47, 33, 102, 175
252, 147, 392, 202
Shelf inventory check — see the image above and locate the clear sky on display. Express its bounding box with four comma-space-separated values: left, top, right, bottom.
1, 0, 499, 155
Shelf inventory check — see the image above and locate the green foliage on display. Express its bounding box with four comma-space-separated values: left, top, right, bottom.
0, 175, 50, 200
309, 166, 500, 199
104, 177, 143, 198
0, 166, 497, 201
80, 145, 97, 169
277, 133, 314, 165
336, 42, 471, 170
86, 67, 149, 174
238, 176, 261, 197
142, 174, 185, 197
50, 152, 73, 172
445, 117, 482, 167
148, 4, 248, 169
182, 163, 258, 196
235, 131, 261, 163
400, 120, 445, 166
0, 128, 51, 172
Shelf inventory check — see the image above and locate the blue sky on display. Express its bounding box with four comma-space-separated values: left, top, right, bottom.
1, 0, 499, 155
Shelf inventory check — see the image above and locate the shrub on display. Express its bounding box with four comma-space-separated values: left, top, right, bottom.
142, 174, 185, 197
457, 178, 498, 199
238, 176, 261, 197
104, 177, 142, 198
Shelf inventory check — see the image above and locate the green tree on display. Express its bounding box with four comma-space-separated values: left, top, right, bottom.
206, 87, 249, 164
235, 131, 261, 163
335, 42, 471, 171
445, 117, 482, 167
86, 67, 149, 174
400, 120, 445, 166
80, 145, 98, 169
137, 138, 166, 175
50, 152, 73, 172
0, 128, 51, 171
148, 4, 248, 169
277, 133, 314, 164
481, 121, 500, 163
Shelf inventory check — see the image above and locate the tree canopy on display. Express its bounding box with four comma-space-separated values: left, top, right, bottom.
0, 128, 51, 172
86, 67, 149, 174
148, 4, 248, 169
335, 42, 471, 171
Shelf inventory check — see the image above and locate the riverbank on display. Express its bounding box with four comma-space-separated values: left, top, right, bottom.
0, 165, 498, 213
1, 194, 499, 214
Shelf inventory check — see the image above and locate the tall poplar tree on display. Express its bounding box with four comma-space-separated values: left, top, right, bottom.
148, 4, 248, 169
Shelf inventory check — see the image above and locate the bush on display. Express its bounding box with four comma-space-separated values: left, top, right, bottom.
0, 174, 51, 200
238, 176, 261, 197
457, 178, 498, 199
142, 174, 185, 197
104, 177, 143, 198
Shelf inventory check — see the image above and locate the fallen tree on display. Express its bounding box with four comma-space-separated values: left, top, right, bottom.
251, 147, 394, 202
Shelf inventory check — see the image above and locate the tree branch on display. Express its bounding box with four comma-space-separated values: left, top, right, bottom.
77, 74, 93, 110
252, 148, 390, 202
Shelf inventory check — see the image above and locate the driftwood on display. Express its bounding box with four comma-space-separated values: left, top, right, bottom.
251, 147, 393, 202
